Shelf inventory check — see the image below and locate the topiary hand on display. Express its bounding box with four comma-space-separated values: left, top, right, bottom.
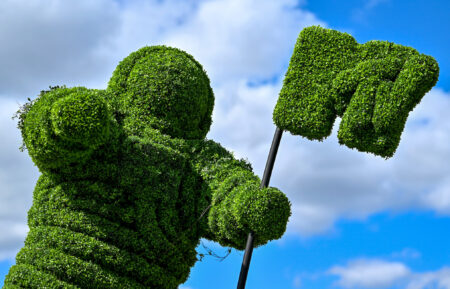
213, 184, 291, 250
21, 87, 111, 171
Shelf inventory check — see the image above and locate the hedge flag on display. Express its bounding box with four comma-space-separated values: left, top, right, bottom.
274, 26, 439, 157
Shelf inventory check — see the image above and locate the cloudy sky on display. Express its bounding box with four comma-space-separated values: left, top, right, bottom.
1, 0, 449, 288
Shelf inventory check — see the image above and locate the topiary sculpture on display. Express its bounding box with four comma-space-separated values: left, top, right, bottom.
273, 26, 439, 158
3, 46, 291, 288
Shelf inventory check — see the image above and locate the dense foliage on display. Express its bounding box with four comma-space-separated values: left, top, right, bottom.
108, 46, 215, 140
4, 46, 291, 288
273, 26, 439, 158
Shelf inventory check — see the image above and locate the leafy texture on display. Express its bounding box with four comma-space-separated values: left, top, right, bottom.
4, 46, 291, 288
273, 26, 439, 158
108, 46, 215, 140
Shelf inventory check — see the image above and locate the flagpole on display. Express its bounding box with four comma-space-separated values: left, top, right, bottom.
236, 126, 283, 289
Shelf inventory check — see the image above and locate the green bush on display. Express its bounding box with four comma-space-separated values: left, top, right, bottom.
4, 46, 291, 288
108, 46, 215, 140
273, 26, 439, 158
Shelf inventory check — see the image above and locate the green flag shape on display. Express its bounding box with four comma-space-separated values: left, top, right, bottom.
273, 26, 439, 158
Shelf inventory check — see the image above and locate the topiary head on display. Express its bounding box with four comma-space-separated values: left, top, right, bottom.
108, 46, 215, 140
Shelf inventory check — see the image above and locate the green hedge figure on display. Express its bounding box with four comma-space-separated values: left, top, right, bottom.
4, 46, 291, 288
273, 26, 439, 158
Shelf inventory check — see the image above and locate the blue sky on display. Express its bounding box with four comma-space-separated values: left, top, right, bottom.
0, 0, 449, 288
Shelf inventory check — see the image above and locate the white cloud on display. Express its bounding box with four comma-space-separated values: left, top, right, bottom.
164, 0, 326, 84
0, 98, 39, 260
329, 259, 410, 288
0, 0, 122, 96
288, 203, 337, 236
108, 0, 203, 62
0, 221, 29, 261
423, 179, 450, 214
208, 80, 281, 157
329, 258, 450, 289
407, 267, 450, 289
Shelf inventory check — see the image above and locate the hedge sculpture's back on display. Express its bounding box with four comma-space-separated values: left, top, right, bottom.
273, 26, 439, 157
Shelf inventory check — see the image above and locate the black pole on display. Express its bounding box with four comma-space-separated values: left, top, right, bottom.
236, 126, 283, 289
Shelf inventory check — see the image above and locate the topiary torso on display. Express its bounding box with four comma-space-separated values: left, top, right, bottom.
4, 47, 291, 288
16, 132, 209, 288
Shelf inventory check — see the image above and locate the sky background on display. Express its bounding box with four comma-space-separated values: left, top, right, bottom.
0, 0, 449, 288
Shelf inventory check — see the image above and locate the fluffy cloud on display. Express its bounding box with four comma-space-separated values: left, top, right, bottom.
164, 0, 325, 84
0, 0, 122, 97
107, 0, 203, 63
407, 267, 450, 289
329, 259, 410, 288
329, 258, 450, 289
0, 98, 39, 260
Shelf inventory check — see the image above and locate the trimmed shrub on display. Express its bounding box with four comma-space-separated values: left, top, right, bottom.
273, 26, 439, 158
107, 45, 215, 140
4, 46, 291, 288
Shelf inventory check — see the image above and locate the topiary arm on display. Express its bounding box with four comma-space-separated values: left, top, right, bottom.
19, 87, 113, 172
190, 140, 291, 250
